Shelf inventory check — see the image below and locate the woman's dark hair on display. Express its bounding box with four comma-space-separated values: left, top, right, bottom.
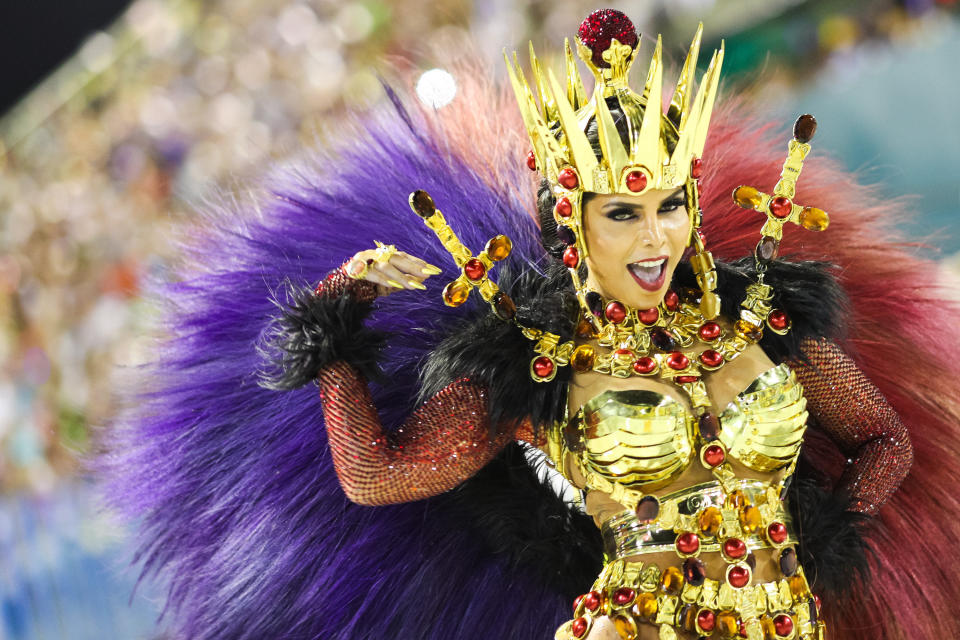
536, 97, 680, 258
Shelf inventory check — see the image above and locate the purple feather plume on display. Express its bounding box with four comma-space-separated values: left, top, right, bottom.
101, 88, 570, 638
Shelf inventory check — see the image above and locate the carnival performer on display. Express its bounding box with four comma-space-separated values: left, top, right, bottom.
104, 8, 960, 640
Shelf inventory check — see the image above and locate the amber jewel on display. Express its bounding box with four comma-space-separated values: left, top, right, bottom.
698, 506, 722, 537
633, 592, 658, 619
726, 489, 750, 509
799, 206, 829, 231
442, 280, 470, 306
733, 185, 763, 209
734, 319, 763, 342
788, 574, 810, 599
680, 604, 698, 632
486, 235, 512, 261
613, 615, 637, 640
571, 345, 597, 372
716, 611, 739, 637
760, 615, 777, 640
739, 505, 762, 533
660, 565, 684, 595
493, 292, 516, 321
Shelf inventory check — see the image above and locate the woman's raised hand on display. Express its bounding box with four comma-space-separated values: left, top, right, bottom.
345, 244, 442, 297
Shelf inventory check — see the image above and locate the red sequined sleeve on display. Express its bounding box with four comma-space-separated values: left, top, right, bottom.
792, 337, 913, 515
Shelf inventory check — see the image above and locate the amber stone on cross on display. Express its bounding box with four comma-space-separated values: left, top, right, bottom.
410, 190, 437, 218
733, 185, 763, 209
493, 292, 516, 321
793, 114, 817, 143
442, 280, 470, 306
486, 234, 512, 261
799, 206, 829, 231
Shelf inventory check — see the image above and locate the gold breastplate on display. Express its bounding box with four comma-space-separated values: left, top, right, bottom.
556, 364, 808, 493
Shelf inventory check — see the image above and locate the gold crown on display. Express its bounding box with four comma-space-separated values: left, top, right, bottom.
505, 23, 724, 197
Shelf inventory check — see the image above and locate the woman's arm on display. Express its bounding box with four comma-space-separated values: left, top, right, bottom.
792, 337, 913, 515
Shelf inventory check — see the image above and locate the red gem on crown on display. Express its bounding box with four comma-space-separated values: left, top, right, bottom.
577, 9, 639, 69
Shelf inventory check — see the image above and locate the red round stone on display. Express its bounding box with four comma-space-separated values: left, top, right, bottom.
615, 348, 633, 357
676, 532, 700, 555
728, 565, 750, 588
698, 322, 721, 341
769, 196, 792, 219
697, 609, 715, 632
768, 309, 790, 331
703, 444, 725, 467
699, 349, 723, 367
571, 616, 588, 638
613, 587, 636, 606
532, 356, 554, 379
676, 375, 700, 384
558, 168, 579, 190
555, 197, 573, 218
723, 538, 747, 559
604, 301, 627, 324
633, 357, 657, 374
572, 594, 584, 614
690, 157, 703, 179
526, 150, 536, 171
767, 522, 788, 545
666, 352, 689, 370
625, 170, 647, 192
583, 591, 601, 612
664, 289, 680, 311
639, 307, 660, 325
773, 614, 794, 637
562, 246, 580, 268
463, 258, 485, 281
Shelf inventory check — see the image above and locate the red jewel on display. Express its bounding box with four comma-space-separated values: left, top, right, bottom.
813, 594, 822, 613
463, 258, 486, 281
723, 538, 747, 559
526, 150, 536, 171
577, 9, 638, 69
769, 196, 793, 219
773, 614, 794, 637
664, 289, 680, 311
768, 309, 790, 331
615, 348, 633, 357
572, 594, 584, 614
699, 349, 724, 367
675, 375, 699, 384
676, 532, 700, 555
639, 307, 660, 325
555, 197, 573, 218
562, 246, 580, 268
583, 591, 601, 612
558, 168, 579, 190
703, 444, 725, 467
728, 566, 751, 588
532, 356, 554, 378
767, 522, 788, 544
691, 157, 703, 179
697, 609, 715, 632
666, 352, 689, 370
633, 357, 657, 374
696, 228, 707, 245
696, 180, 703, 198
613, 587, 636, 606
739, 621, 747, 637
625, 170, 647, 192
698, 322, 721, 341
604, 301, 627, 324
571, 616, 589, 638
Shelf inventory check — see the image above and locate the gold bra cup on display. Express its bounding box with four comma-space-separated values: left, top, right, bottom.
581, 390, 695, 491
718, 364, 808, 473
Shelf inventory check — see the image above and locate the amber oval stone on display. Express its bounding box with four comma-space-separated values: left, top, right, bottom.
571, 345, 597, 372
733, 185, 763, 209
756, 236, 780, 262
485, 234, 512, 261
571, 616, 589, 638
526, 150, 537, 171
556, 224, 576, 246
650, 328, 677, 352
558, 167, 579, 190
788, 575, 810, 599
760, 615, 777, 640
680, 603, 698, 632
410, 190, 436, 218
575, 319, 595, 338
698, 506, 722, 537
725, 489, 750, 509
769, 196, 793, 219
799, 206, 829, 231
464, 258, 486, 281
698, 412, 719, 440
633, 592, 658, 620
660, 565, 684, 595
779, 547, 798, 576
716, 611, 739, 637
793, 114, 817, 143
683, 557, 706, 586
493, 292, 516, 320
555, 197, 573, 218
613, 614, 637, 640
605, 301, 627, 324
562, 246, 580, 268
636, 495, 660, 522
734, 319, 763, 342
442, 280, 470, 306
739, 505, 762, 533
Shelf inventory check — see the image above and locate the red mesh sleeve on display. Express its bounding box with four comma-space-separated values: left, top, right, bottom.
318, 361, 517, 506
314, 264, 378, 302
792, 337, 913, 515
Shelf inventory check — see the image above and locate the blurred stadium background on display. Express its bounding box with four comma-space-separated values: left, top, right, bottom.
0, 0, 957, 637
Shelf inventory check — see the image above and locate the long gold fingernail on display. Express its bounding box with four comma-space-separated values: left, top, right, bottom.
387, 279, 404, 289
421, 264, 442, 275
407, 279, 427, 290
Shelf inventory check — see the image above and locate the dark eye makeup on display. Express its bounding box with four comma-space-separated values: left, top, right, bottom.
603, 195, 687, 221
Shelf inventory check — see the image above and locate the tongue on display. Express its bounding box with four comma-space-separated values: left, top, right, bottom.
631, 264, 661, 284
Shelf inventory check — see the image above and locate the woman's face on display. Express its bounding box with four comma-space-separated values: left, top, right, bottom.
581, 187, 691, 310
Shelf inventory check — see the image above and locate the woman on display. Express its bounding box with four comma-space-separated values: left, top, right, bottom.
106, 9, 960, 640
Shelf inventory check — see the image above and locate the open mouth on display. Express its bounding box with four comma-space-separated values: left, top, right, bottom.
627, 257, 668, 292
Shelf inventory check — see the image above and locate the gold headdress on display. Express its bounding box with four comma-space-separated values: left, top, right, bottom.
504, 9, 725, 323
